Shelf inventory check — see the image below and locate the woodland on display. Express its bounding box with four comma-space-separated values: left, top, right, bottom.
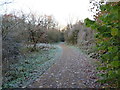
1, 0, 120, 88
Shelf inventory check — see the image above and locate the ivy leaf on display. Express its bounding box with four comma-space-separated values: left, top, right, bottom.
108, 46, 118, 53
98, 66, 108, 70
110, 61, 120, 68
84, 18, 95, 27
113, 56, 118, 61
111, 28, 118, 36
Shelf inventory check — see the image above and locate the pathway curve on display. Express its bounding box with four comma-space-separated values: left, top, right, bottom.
28, 43, 100, 88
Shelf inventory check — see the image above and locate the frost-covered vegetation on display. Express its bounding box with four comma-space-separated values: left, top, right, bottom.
2, 12, 64, 88
2, 44, 62, 88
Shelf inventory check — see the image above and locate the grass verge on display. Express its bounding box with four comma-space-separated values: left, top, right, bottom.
2, 44, 62, 88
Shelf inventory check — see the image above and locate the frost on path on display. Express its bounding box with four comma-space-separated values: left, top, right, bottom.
28, 43, 101, 88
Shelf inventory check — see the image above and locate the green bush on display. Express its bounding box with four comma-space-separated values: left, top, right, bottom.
85, 2, 120, 87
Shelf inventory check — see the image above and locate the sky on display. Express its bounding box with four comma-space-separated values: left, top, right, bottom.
0, 0, 94, 28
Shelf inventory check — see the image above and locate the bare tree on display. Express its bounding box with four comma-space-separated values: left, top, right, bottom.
25, 14, 58, 50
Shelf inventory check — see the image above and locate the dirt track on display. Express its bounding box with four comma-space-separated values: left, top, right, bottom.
28, 43, 101, 88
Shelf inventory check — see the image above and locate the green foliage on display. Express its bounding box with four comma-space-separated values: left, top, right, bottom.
85, 2, 120, 87
84, 18, 95, 27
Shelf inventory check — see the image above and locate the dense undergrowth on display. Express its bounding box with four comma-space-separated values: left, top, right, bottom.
85, 2, 120, 88
2, 44, 62, 88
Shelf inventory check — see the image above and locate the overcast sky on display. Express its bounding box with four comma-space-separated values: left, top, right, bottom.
0, 0, 94, 28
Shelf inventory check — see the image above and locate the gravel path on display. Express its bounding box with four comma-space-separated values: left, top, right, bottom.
28, 43, 101, 88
